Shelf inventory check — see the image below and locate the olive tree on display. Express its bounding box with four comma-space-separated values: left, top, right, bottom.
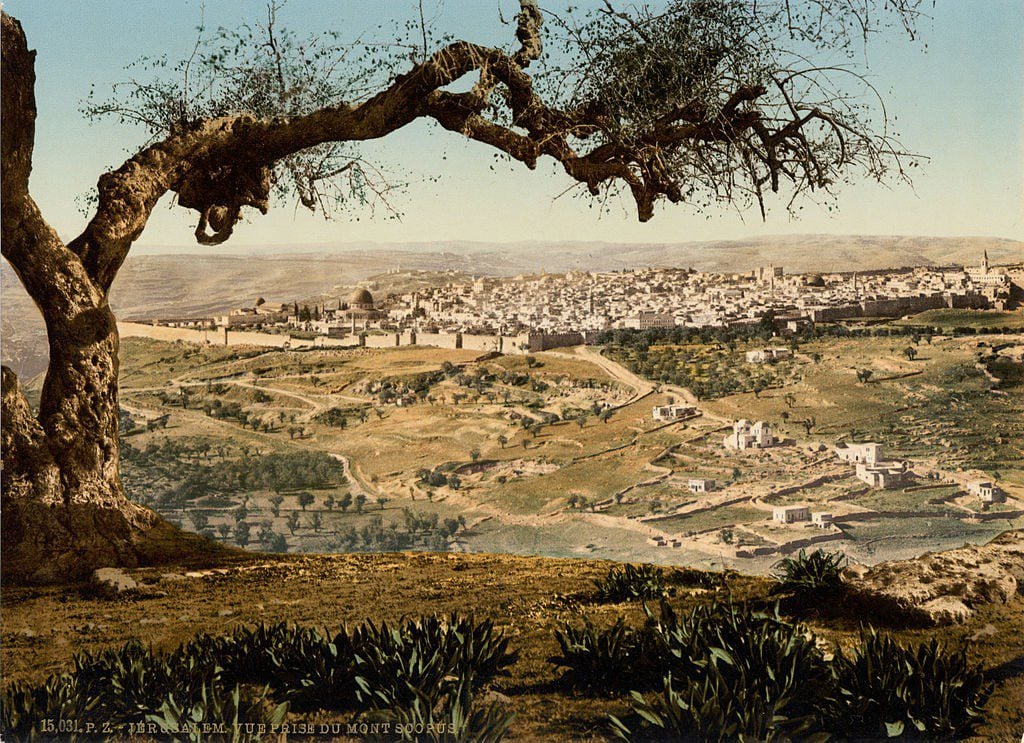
1, 0, 926, 582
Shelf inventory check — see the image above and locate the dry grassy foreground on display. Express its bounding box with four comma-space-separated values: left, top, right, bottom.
2, 550, 1023, 740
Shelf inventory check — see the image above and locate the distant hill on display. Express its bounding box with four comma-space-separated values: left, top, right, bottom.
4, 235, 1021, 378
135, 234, 1024, 274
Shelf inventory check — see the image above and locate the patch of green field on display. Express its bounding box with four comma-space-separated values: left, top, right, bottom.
839, 516, 1011, 546
894, 309, 1024, 329
698, 336, 1023, 476
850, 486, 964, 514
651, 505, 766, 534
605, 341, 804, 400
488, 450, 659, 514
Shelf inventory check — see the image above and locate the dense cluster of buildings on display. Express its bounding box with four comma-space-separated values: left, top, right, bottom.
374, 252, 1014, 338
148, 253, 1018, 352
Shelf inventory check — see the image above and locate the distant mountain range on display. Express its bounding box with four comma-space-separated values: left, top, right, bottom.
4, 235, 1021, 379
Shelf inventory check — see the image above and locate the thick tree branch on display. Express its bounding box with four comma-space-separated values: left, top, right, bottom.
65, 1, 547, 292
2, 13, 103, 321
65, 0, 905, 274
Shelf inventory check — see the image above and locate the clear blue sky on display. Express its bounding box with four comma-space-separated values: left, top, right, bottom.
5, 0, 1024, 250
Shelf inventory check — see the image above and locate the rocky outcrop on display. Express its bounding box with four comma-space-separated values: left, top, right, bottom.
90, 567, 139, 596
845, 530, 1024, 625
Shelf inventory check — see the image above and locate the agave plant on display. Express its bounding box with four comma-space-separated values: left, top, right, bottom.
70, 639, 217, 726
0, 675, 97, 743
653, 599, 830, 738
827, 628, 991, 738
271, 627, 361, 711
771, 549, 847, 597
550, 617, 661, 692
367, 674, 515, 743
146, 683, 288, 743
593, 564, 671, 602
0, 614, 519, 741
352, 614, 517, 710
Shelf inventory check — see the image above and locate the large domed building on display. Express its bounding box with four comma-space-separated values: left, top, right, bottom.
341, 287, 382, 328
348, 288, 375, 311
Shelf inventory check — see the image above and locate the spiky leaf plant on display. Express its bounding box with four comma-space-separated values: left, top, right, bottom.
367, 674, 515, 743
594, 564, 671, 602
614, 599, 832, 740
550, 617, 662, 692
826, 628, 991, 738
146, 683, 289, 743
352, 614, 517, 710
771, 549, 847, 597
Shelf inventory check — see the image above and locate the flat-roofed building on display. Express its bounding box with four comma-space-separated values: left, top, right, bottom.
773, 505, 810, 524
653, 404, 697, 421
687, 478, 716, 493
724, 420, 776, 450
835, 442, 883, 465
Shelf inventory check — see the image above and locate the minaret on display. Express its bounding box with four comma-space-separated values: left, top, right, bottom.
982, 250, 990, 275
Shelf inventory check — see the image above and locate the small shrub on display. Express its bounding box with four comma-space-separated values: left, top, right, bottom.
594, 564, 670, 602
367, 676, 515, 743
611, 600, 831, 740
146, 683, 288, 742
1, 676, 94, 743
186, 622, 359, 711
71, 639, 217, 726
0, 614, 516, 741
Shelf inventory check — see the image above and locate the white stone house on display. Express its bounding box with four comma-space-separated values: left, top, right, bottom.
773, 505, 810, 523
652, 404, 697, 421
688, 478, 716, 493
835, 442, 883, 465
969, 480, 1005, 504
745, 347, 793, 363
724, 420, 776, 450
855, 461, 908, 489
811, 512, 833, 528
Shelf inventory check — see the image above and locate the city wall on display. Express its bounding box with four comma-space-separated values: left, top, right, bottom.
528, 331, 585, 352
415, 332, 460, 350
461, 334, 501, 352
861, 294, 947, 317
116, 322, 213, 344
500, 335, 531, 353
364, 333, 401, 349
225, 329, 290, 348
811, 293, 991, 323
948, 293, 990, 310
119, 321, 583, 356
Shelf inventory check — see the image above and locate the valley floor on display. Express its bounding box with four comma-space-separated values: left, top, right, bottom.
107, 330, 1024, 572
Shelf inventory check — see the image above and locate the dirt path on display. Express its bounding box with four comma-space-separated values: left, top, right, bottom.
551, 346, 733, 424
328, 453, 376, 499
560, 346, 654, 400
122, 376, 370, 415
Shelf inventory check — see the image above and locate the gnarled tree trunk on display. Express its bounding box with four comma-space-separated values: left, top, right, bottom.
1, 14, 215, 584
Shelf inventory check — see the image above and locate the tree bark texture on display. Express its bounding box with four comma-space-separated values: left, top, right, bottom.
1, 14, 221, 583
